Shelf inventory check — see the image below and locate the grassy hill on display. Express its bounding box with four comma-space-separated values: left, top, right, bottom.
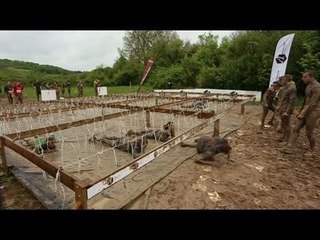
0, 58, 81, 86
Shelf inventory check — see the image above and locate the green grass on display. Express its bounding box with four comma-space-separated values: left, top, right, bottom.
18, 85, 154, 99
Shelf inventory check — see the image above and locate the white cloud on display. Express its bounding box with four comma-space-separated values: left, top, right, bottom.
0, 30, 233, 71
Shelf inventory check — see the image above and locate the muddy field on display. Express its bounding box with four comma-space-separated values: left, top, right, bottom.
1, 102, 320, 209
145, 105, 320, 209
0, 170, 44, 209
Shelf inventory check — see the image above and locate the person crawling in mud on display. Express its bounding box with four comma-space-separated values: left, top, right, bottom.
89, 132, 148, 158
126, 121, 175, 142
181, 136, 232, 165
181, 100, 206, 111
22, 135, 57, 154
203, 90, 211, 96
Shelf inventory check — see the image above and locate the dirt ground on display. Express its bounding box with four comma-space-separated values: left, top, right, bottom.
1, 104, 320, 209
0, 170, 44, 209
145, 105, 320, 209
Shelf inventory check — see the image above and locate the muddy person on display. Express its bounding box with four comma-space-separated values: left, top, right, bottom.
275, 74, 297, 143
273, 76, 286, 132
281, 70, 320, 157
181, 136, 232, 165
89, 133, 148, 159
260, 81, 280, 129
126, 121, 175, 142
4, 81, 13, 104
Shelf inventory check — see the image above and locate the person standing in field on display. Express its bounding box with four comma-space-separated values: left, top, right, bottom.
13, 81, 24, 104
4, 81, 13, 104
34, 79, 42, 101
77, 79, 84, 97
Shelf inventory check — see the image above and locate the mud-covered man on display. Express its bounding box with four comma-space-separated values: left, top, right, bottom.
181, 136, 232, 165
89, 133, 148, 159
260, 81, 280, 129
282, 70, 320, 156
275, 74, 297, 142
126, 121, 175, 143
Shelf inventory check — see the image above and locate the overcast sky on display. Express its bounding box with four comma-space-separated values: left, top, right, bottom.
0, 31, 234, 72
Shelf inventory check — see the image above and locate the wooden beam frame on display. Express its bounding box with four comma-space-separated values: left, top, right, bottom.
213, 119, 220, 137
0, 135, 80, 191
6, 109, 142, 139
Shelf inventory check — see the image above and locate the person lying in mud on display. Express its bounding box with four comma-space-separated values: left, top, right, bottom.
89, 132, 148, 158
24, 135, 56, 154
126, 121, 175, 142
203, 90, 211, 96
181, 100, 206, 110
181, 136, 232, 165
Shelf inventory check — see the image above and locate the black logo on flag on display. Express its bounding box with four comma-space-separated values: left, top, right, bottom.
275, 54, 287, 64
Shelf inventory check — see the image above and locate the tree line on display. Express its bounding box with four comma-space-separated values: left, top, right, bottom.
1, 31, 320, 96
110, 30, 320, 96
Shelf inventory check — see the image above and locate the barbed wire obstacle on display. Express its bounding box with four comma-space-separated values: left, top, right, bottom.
1, 92, 254, 209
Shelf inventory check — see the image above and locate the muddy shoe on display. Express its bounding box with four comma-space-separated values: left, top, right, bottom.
304, 151, 314, 158
278, 142, 288, 147
279, 146, 294, 154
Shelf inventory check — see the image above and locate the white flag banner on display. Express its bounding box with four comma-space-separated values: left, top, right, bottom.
269, 33, 295, 87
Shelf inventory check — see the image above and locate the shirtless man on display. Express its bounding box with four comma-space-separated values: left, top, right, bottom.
281, 70, 320, 156
181, 136, 232, 165
89, 133, 148, 159
126, 121, 175, 142
275, 74, 297, 142
261, 81, 280, 129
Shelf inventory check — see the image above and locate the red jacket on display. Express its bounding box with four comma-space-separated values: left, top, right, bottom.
13, 83, 24, 96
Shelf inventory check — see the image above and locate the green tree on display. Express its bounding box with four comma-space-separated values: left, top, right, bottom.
122, 31, 179, 63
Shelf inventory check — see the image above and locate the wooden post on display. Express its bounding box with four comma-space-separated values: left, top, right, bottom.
75, 182, 88, 209
0, 137, 8, 173
146, 111, 151, 128
241, 104, 245, 115
213, 119, 220, 137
